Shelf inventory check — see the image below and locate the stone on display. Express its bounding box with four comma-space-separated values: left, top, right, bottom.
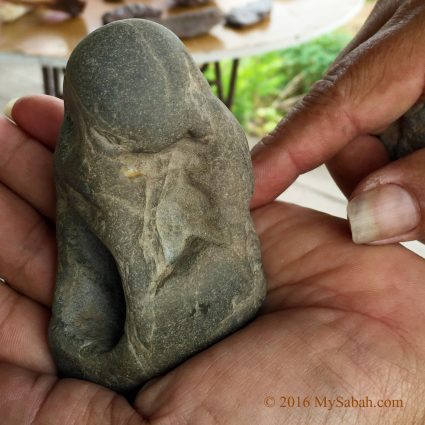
173, 0, 211, 6
49, 19, 266, 394
102, 5, 223, 38
102, 4, 162, 25
225, 0, 272, 28
379, 103, 425, 160
157, 5, 223, 38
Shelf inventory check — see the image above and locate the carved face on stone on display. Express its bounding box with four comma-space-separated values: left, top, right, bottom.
50, 19, 266, 393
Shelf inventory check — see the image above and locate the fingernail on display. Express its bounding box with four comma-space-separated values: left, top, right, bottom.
3, 97, 18, 120
348, 184, 420, 244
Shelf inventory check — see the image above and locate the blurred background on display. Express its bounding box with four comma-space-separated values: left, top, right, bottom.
0, 0, 373, 125
204, 1, 375, 138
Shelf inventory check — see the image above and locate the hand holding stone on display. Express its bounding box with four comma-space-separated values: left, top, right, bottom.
49, 19, 266, 393
3, 95, 425, 424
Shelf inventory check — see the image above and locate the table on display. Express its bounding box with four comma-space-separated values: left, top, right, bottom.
0, 0, 364, 108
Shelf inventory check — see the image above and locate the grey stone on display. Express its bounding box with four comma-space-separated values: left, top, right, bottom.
173, 0, 211, 6
102, 5, 162, 25
156, 6, 224, 38
49, 19, 266, 394
225, 0, 272, 28
157, 6, 223, 38
379, 103, 425, 160
102, 5, 223, 38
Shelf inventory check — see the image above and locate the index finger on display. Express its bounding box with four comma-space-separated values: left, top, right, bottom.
250, 2, 425, 209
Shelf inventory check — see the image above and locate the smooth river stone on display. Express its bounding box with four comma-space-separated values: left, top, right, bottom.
49, 19, 266, 394
379, 103, 425, 160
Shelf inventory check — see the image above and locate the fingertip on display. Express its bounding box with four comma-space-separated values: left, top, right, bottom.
250, 139, 294, 210
11, 94, 64, 149
3, 98, 19, 121
348, 184, 420, 244
347, 149, 425, 245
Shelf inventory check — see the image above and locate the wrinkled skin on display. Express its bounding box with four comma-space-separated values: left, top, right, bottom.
1, 95, 425, 424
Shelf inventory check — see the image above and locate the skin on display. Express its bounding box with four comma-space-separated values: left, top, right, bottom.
2, 95, 425, 424
252, 0, 425, 245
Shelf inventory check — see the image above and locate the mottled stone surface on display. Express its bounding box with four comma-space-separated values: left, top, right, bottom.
49, 19, 266, 394
225, 0, 272, 28
102, 5, 223, 38
158, 6, 223, 38
379, 103, 425, 160
173, 0, 211, 6
102, 4, 161, 25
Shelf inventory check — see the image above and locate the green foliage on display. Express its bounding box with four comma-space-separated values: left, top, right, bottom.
205, 31, 351, 136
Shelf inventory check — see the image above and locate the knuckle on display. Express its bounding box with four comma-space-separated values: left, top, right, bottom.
293, 73, 350, 123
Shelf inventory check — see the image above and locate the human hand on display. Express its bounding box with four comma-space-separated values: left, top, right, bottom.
0, 95, 143, 424
251, 0, 425, 244
2, 95, 425, 425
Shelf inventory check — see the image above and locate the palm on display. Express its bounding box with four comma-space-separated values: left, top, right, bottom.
1, 98, 424, 425
135, 203, 425, 425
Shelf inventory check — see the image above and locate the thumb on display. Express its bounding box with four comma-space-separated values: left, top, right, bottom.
347, 149, 425, 244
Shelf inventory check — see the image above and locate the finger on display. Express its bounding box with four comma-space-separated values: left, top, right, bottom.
326, 134, 390, 197
0, 183, 56, 307
0, 115, 55, 220
250, 3, 425, 208
0, 364, 145, 425
335, 0, 400, 61
10, 94, 64, 150
347, 149, 425, 244
0, 283, 55, 374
